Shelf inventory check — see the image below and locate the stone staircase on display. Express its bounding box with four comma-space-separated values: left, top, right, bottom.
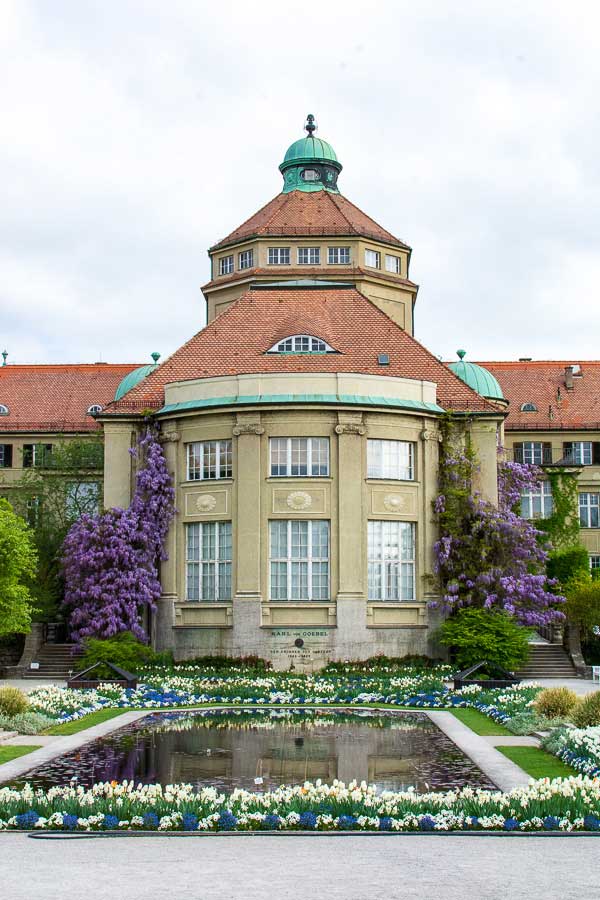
22, 643, 84, 680
517, 643, 577, 680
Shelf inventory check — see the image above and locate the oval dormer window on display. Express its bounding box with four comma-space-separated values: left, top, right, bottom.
520, 403, 538, 412
87, 404, 103, 415
267, 335, 335, 354
0, 404, 9, 415
301, 169, 320, 182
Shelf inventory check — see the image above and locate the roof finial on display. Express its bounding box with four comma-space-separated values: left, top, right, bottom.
456, 349, 466, 360
1, 350, 7, 366
305, 113, 316, 136
151, 352, 161, 364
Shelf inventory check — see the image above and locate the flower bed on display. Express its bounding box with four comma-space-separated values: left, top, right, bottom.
549, 727, 600, 778
2, 777, 600, 832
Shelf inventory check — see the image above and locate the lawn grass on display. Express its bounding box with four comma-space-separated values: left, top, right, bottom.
0, 745, 41, 764
451, 708, 512, 736
44, 707, 127, 735
496, 745, 577, 779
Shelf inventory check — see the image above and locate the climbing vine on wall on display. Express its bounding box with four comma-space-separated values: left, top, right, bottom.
432, 417, 564, 627
536, 469, 581, 550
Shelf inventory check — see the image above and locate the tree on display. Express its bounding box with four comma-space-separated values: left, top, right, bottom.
0, 498, 38, 635
61, 428, 175, 643
432, 424, 564, 627
2, 438, 104, 621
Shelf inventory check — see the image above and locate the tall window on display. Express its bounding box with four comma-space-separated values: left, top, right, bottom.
590, 555, 600, 571
23, 443, 53, 468
219, 255, 234, 275
270, 520, 329, 601
565, 442, 593, 465
364, 249, 380, 268
368, 521, 415, 601
238, 249, 254, 269
187, 440, 232, 481
270, 438, 329, 476
0, 444, 13, 468
579, 493, 600, 528
385, 254, 401, 274
186, 522, 232, 601
268, 247, 290, 265
521, 481, 553, 519
328, 247, 350, 264
298, 247, 320, 265
367, 440, 414, 480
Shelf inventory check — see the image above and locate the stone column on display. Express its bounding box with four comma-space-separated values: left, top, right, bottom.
155, 427, 180, 650
231, 415, 264, 655
420, 424, 442, 605
470, 419, 500, 505
335, 413, 368, 654
102, 422, 136, 509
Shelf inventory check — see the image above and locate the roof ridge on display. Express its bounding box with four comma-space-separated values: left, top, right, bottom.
331, 194, 410, 248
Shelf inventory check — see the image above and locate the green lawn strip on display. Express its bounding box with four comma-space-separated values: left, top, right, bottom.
496, 745, 577, 779
0, 745, 42, 764
43, 702, 453, 735
451, 708, 511, 736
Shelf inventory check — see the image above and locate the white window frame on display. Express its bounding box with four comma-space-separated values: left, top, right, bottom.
267, 335, 334, 354
328, 246, 351, 265
590, 555, 600, 571
365, 249, 380, 269
385, 254, 401, 274
269, 519, 330, 601
568, 442, 593, 465
367, 440, 414, 481
520, 481, 553, 519
219, 255, 234, 276
268, 247, 291, 265
238, 249, 254, 270
297, 247, 320, 265
186, 521, 232, 602
0, 404, 8, 416
270, 437, 329, 477
368, 520, 416, 601
186, 440, 232, 481
521, 441, 544, 464
580, 493, 600, 528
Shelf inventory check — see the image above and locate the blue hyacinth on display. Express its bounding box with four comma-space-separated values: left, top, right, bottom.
261, 814, 280, 830
182, 813, 199, 831
217, 810, 238, 831
62, 814, 79, 830
15, 810, 40, 828
503, 818, 520, 831
583, 815, 600, 831
298, 811, 317, 829
102, 814, 119, 830
543, 816, 560, 831
378, 816, 393, 831
337, 815, 358, 830
418, 815, 436, 832
142, 811, 160, 829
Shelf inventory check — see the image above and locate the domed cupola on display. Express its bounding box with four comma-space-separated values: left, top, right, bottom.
279, 114, 342, 194
449, 350, 506, 403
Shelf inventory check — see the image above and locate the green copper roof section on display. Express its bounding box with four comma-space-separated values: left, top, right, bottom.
279, 115, 342, 194
448, 350, 505, 401
157, 394, 444, 416
114, 362, 159, 401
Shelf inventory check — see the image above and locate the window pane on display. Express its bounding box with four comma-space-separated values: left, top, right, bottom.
368, 521, 415, 601
269, 520, 329, 601
186, 522, 231, 601
367, 440, 414, 480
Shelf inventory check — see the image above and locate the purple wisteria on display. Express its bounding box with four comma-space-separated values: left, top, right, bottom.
432, 439, 564, 627
62, 428, 175, 643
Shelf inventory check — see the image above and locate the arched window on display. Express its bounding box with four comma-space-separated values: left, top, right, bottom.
0, 404, 9, 415
520, 402, 538, 413
267, 335, 335, 354
87, 404, 102, 415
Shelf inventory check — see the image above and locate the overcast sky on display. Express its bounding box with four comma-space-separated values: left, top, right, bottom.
1, 0, 599, 367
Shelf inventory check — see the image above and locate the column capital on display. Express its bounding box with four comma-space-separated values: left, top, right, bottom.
335, 423, 366, 436
233, 423, 265, 435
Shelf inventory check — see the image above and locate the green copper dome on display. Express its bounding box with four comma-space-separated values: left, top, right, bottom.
449, 350, 505, 401
114, 354, 160, 400
279, 115, 342, 194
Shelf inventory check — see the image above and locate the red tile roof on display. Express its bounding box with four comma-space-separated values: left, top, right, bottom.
202, 266, 418, 293
210, 191, 411, 251
479, 361, 600, 430
105, 287, 495, 414
0, 364, 141, 433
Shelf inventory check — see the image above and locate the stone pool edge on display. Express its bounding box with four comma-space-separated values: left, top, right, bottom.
0, 706, 530, 790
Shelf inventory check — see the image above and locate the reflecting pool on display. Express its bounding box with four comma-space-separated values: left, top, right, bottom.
12, 709, 495, 793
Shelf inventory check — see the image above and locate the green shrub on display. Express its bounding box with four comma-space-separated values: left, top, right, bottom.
540, 726, 570, 755
547, 546, 590, 588
79, 632, 173, 676
324, 654, 443, 672
534, 686, 579, 720
0, 711, 54, 734
572, 692, 600, 727
438, 608, 530, 671
0, 686, 29, 717
170, 655, 272, 672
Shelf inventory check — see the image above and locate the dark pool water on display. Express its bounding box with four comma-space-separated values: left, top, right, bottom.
12, 709, 495, 793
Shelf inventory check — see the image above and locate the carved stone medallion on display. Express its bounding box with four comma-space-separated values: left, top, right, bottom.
383, 493, 405, 512
286, 490, 312, 511
196, 494, 217, 512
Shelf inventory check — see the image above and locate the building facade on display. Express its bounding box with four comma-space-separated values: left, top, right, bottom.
101, 119, 503, 668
